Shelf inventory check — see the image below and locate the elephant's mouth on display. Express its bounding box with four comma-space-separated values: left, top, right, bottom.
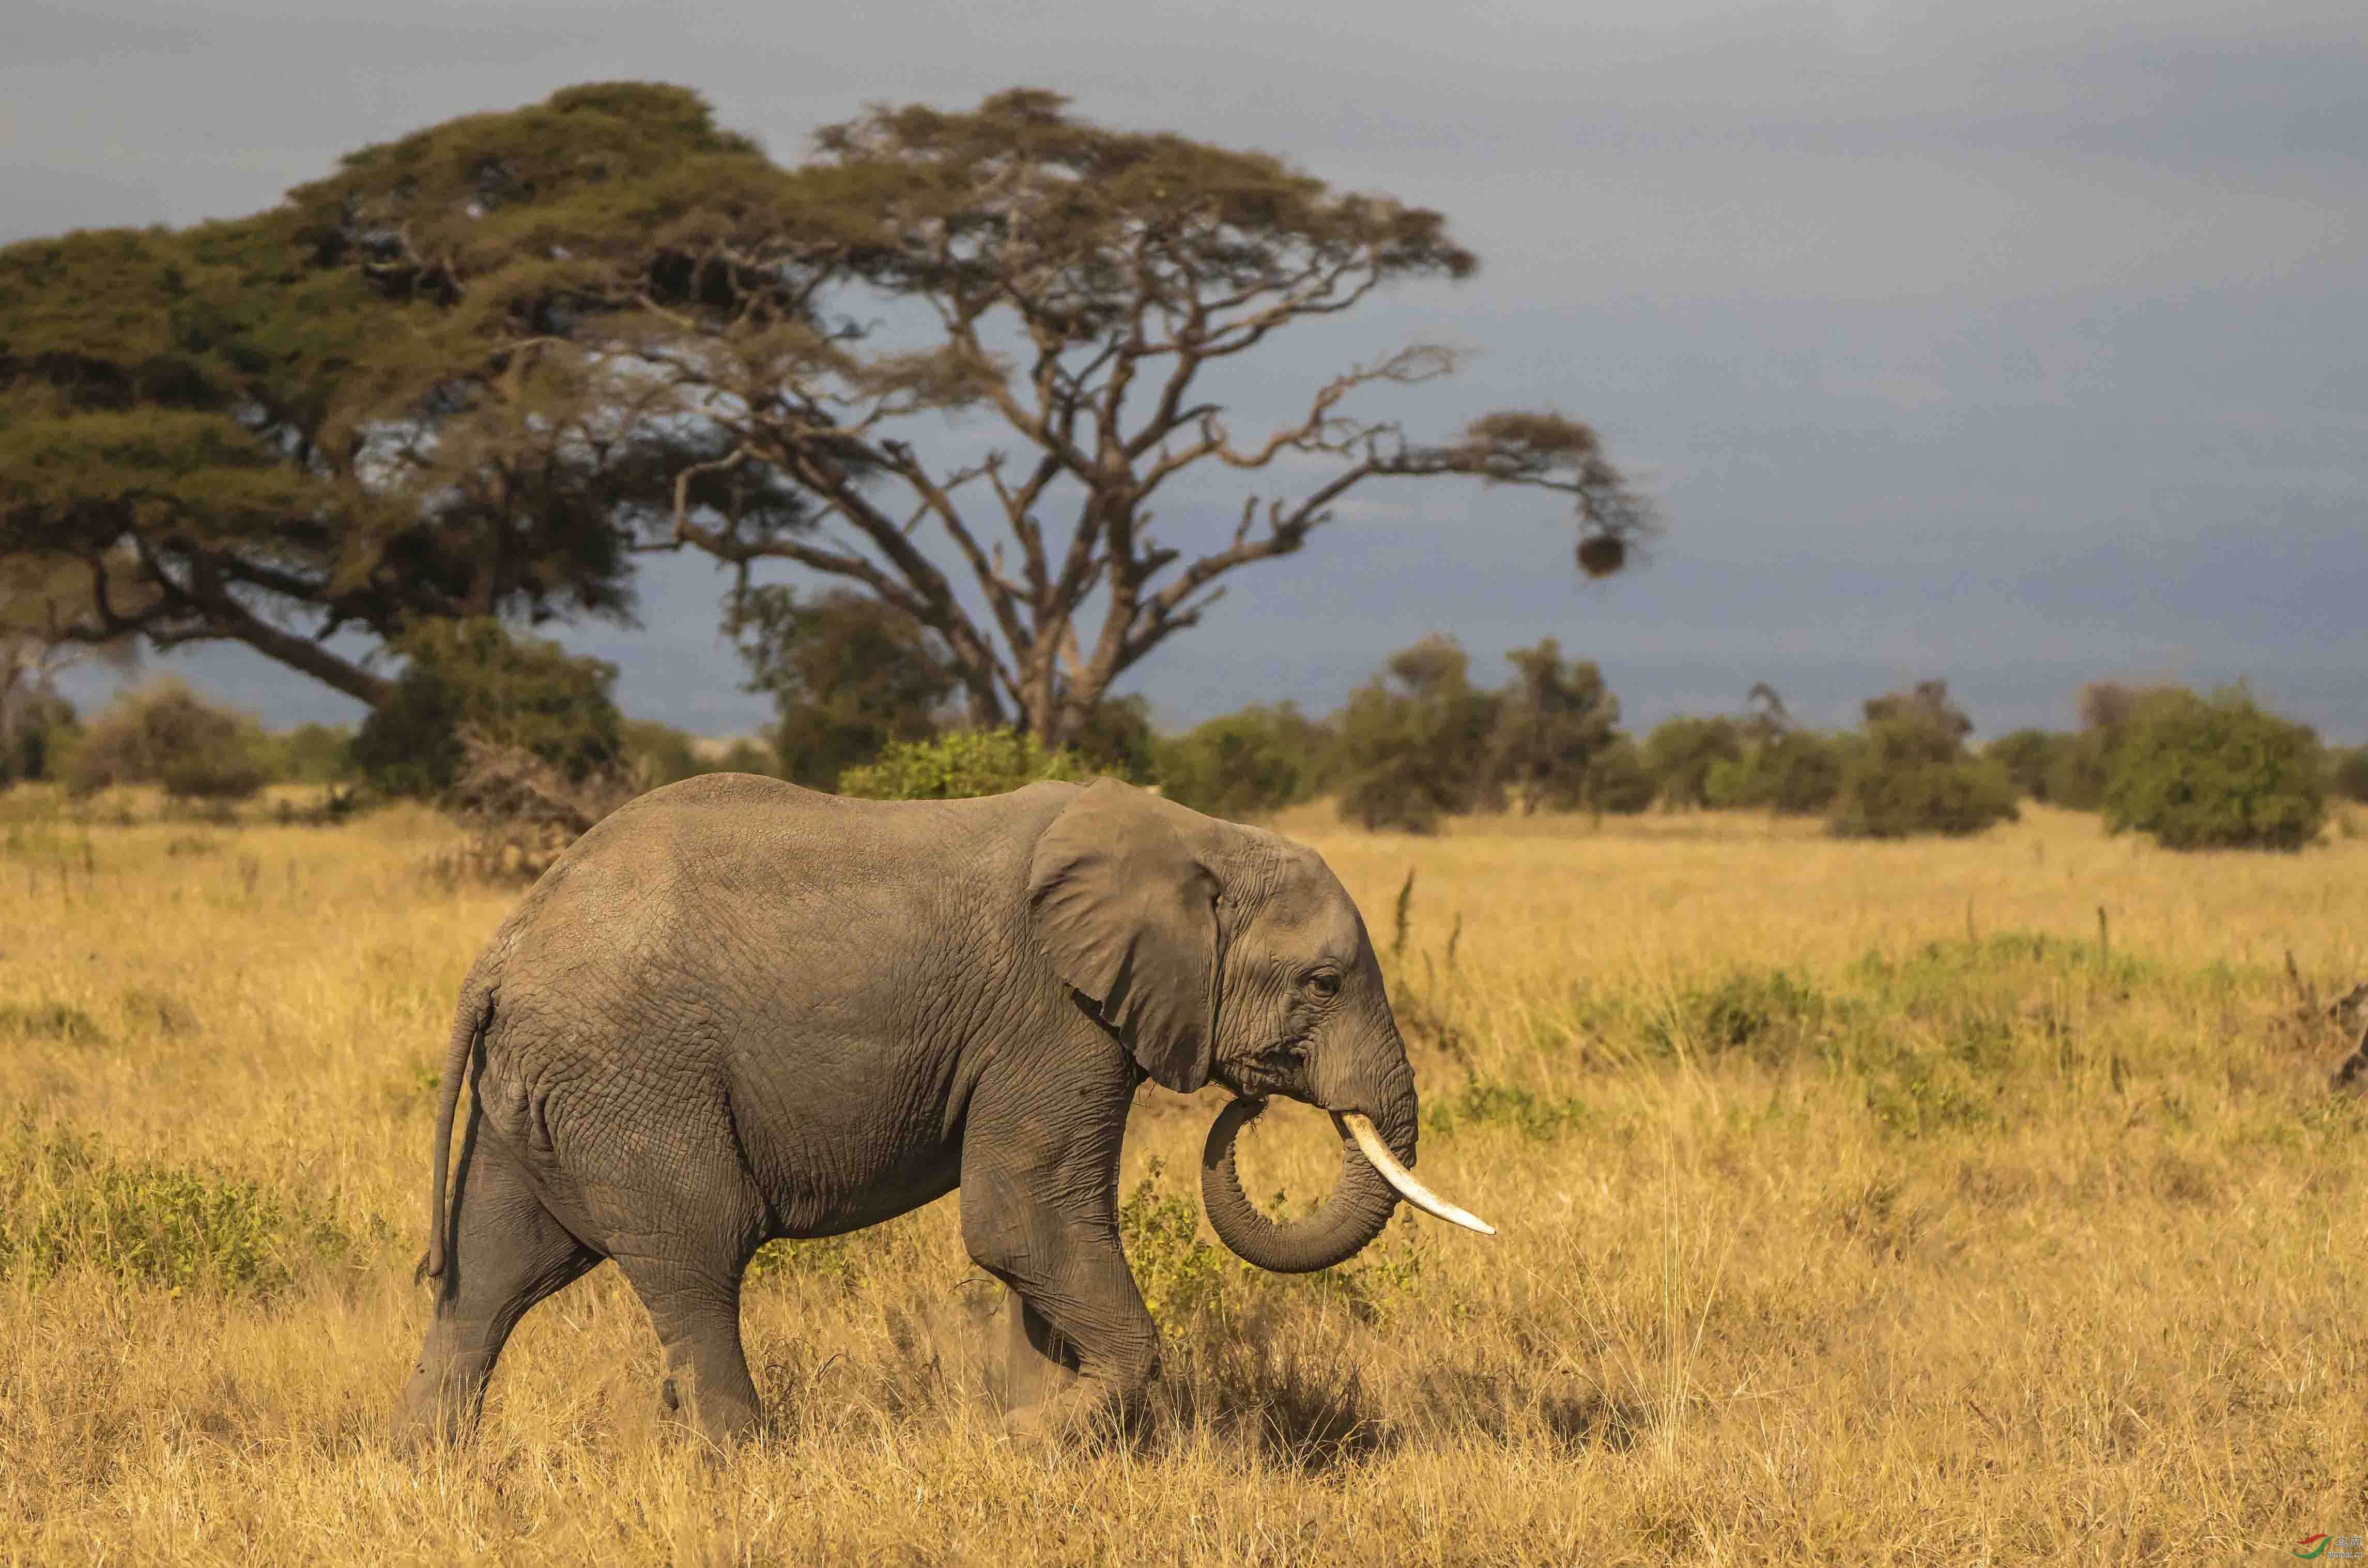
1197, 1097, 1495, 1274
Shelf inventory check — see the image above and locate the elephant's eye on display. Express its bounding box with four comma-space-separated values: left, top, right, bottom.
1305, 970, 1341, 999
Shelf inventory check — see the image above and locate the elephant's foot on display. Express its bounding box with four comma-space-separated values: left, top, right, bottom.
659, 1372, 765, 1448
399, 1342, 492, 1450
991, 1287, 1154, 1447
997, 1378, 1135, 1447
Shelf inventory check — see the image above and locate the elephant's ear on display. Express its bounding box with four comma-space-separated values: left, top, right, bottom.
1028, 779, 1223, 1093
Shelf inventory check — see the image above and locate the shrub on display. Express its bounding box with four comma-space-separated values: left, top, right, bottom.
621, 719, 708, 788
1581, 734, 1656, 813
1827, 681, 2018, 839
730, 587, 956, 788
1070, 695, 1161, 781
1117, 1159, 1234, 1332
2331, 748, 2368, 805
836, 729, 1093, 800
1643, 715, 1742, 808
0, 691, 75, 786
1489, 640, 1620, 813
1642, 967, 1828, 1061
1422, 1080, 1588, 1142
0, 1123, 365, 1296
265, 722, 355, 785
745, 1234, 863, 1290
353, 619, 624, 799
2046, 682, 2192, 809
434, 726, 648, 883
1705, 729, 1846, 814
2101, 689, 2325, 851
1333, 636, 1501, 833
1157, 702, 1328, 820
1985, 728, 2068, 802
60, 678, 269, 801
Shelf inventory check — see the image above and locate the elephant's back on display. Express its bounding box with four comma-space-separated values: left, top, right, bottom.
481, 774, 1074, 1036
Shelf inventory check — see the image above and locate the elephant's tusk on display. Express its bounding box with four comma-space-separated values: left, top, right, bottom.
1335, 1113, 1497, 1237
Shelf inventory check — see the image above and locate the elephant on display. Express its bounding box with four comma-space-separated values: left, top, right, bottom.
404, 774, 1491, 1444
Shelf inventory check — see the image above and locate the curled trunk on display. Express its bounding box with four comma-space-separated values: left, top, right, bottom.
1198, 1097, 1401, 1273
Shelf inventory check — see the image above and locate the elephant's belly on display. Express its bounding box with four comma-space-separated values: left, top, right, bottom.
729, 1046, 973, 1242
763, 1145, 963, 1240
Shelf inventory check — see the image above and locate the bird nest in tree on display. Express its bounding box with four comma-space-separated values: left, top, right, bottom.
1575, 533, 1627, 579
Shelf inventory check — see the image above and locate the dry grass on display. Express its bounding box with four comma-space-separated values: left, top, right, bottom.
5, 786, 2368, 1563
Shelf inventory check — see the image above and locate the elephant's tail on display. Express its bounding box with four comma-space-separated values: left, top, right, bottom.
415, 975, 496, 1288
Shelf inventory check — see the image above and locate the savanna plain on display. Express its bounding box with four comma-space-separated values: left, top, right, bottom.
5, 788, 2368, 1564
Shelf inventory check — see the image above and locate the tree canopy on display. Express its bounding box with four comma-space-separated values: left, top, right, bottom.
0, 84, 806, 708
1, 83, 1654, 740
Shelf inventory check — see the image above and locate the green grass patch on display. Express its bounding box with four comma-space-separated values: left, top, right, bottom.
1643, 966, 1831, 1063
0, 1001, 107, 1047
745, 1233, 864, 1290
1424, 1079, 1590, 1142
0, 1122, 374, 1296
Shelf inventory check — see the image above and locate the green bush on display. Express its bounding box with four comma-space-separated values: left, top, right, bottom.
2046, 682, 2192, 810
2101, 689, 2325, 851
1117, 1159, 1234, 1332
1069, 695, 1161, 782
1642, 966, 1829, 1062
60, 678, 270, 801
1827, 681, 2018, 839
1, 691, 76, 786
353, 619, 624, 799
2330, 748, 2368, 805
1490, 640, 1620, 813
730, 587, 956, 788
0, 1123, 366, 1296
1643, 715, 1743, 809
1984, 728, 2068, 802
745, 1233, 862, 1290
1581, 734, 1656, 813
836, 728, 1094, 800
264, 722, 355, 785
1333, 636, 1501, 833
1705, 729, 1845, 814
1156, 702, 1327, 820
1422, 1080, 1588, 1142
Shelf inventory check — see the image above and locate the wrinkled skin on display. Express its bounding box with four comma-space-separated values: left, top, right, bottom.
404, 776, 1428, 1445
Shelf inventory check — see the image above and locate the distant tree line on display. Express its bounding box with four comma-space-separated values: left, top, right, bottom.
5, 598, 2349, 855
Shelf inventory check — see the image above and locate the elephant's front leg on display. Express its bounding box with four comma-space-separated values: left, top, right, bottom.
960, 1074, 1159, 1442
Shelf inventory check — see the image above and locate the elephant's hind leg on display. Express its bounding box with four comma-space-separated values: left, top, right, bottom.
612, 1251, 763, 1444
592, 1135, 770, 1444
404, 1114, 599, 1443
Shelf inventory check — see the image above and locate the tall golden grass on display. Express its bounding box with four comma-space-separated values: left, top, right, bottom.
4, 786, 2366, 1563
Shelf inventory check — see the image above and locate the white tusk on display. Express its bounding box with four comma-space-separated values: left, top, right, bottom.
1336, 1113, 1497, 1237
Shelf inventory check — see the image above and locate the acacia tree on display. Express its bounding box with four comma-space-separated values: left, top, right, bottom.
0, 87, 803, 708
5, 85, 1655, 741
655, 91, 1654, 744
309, 86, 1655, 744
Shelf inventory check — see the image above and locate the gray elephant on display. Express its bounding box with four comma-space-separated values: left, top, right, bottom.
406, 774, 1490, 1443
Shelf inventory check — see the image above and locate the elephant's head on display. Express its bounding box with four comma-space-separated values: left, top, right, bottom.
1029, 778, 1493, 1273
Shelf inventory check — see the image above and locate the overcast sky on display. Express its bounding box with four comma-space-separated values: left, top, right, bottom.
7, 0, 2362, 740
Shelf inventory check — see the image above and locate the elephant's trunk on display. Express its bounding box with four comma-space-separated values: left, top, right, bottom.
1199, 1097, 1401, 1273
